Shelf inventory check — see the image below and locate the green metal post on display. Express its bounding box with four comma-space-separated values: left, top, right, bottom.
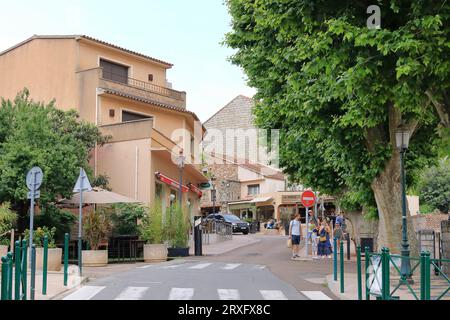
14, 240, 21, 300
7, 252, 13, 300
64, 233, 69, 286
42, 235, 48, 295
21, 239, 27, 300
365, 247, 370, 300
420, 251, 425, 300
381, 247, 390, 300
356, 245, 362, 300
424, 251, 431, 300
1, 256, 7, 300
340, 240, 344, 293
30, 244, 36, 300
333, 237, 337, 281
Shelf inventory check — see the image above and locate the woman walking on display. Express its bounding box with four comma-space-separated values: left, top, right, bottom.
317, 220, 332, 259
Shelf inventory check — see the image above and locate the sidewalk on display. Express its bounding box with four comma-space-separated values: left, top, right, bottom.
189, 234, 261, 256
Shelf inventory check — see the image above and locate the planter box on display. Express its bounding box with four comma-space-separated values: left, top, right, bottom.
28, 247, 62, 271
144, 244, 168, 262
82, 250, 108, 267
167, 247, 190, 257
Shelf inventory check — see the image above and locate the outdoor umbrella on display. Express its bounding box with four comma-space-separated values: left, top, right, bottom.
59, 187, 141, 204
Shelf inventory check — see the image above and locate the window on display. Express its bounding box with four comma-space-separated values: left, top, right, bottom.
247, 184, 260, 196
155, 183, 163, 199
122, 111, 152, 122
100, 59, 129, 84
190, 135, 194, 158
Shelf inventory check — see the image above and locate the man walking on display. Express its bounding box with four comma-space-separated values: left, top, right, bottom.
289, 213, 303, 259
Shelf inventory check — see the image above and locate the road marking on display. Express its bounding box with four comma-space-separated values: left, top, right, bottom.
259, 290, 288, 300
162, 264, 186, 269
137, 265, 155, 269
222, 263, 241, 270
169, 288, 195, 300
217, 289, 240, 300
301, 291, 332, 300
115, 287, 149, 300
189, 263, 212, 269
253, 265, 266, 270
63, 286, 106, 300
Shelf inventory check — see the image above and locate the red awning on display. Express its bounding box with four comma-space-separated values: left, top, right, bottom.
155, 172, 189, 192
187, 183, 202, 198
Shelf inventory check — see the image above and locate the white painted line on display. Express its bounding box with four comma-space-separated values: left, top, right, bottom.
169, 288, 194, 300
222, 263, 241, 270
218, 289, 240, 300
301, 291, 332, 300
137, 265, 155, 269
259, 290, 288, 300
63, 286, 106, 300
189, 263, 212, 269
253, 265, 266, 270
162, 264, 186, 269
115, 287, 149, 300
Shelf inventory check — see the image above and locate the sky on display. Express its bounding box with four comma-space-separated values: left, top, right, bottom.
0, 0, 256, 122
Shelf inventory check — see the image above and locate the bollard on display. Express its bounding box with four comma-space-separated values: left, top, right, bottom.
21, 239, 27, 300
7, 252, 13, 300
356, 245, 362, 300
30, 244, 36, 300
42, 235, 48, 295
333, 237, 337, 281
347, 234, 351, 261
423, 251, 431, 300
14, 240, 21, 300
1, 256, 8, 300
64, 233, 69, 286
365, 246, 370, 300
340, 240, 344, 293
420, 251, 426, 300
381, 247, 390, 300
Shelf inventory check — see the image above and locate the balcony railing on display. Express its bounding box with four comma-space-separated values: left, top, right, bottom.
100, 70, 185, 102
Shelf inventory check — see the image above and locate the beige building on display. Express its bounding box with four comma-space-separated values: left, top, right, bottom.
0, 35, 207, 216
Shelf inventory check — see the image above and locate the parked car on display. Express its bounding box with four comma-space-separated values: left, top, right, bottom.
203, 213, 249, 234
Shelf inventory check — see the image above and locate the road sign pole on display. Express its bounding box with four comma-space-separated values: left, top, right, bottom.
305, 206, 309, 257
29, 172, 36, 256
78, 172, 83, 277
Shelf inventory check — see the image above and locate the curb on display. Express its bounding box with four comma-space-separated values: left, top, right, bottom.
325, 274, 358, 300
49, 276, 89, 300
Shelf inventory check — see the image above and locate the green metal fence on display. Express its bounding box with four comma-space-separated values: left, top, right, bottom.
360, 246, 450, 300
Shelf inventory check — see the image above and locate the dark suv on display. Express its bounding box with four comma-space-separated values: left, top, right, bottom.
204, 213, 249, 234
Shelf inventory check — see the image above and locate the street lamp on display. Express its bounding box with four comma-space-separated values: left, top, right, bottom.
177, 150, 185, 209
395, 124, 412, 282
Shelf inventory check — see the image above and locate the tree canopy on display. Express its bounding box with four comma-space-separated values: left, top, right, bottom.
0, 90, 108, 230
225, 0, 449, 250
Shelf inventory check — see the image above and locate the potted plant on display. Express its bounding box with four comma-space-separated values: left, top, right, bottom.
24, 226, 62, 271
82, 210, 110, 267
139, 201, 167, 262
165, 204, 190, 257
0, 203, 17, 259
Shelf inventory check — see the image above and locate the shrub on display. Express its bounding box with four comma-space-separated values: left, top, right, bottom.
109, 203, 146, 236
417, 158, 450, 213
23, 226, 57, 248
139, 201, 164, 244
84, 210, 111, 250
0, 202, 18, 246
165, 204, 189, 248
34, 204, 76, 242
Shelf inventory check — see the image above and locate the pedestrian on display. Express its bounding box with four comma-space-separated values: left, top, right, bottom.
317, 220, 332, 259
334, 222, 343, 252
289, 213, 303, 259
307, 210, 317, 254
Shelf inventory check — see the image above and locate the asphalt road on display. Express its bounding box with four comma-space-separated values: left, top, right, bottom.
60, 234, 349, 300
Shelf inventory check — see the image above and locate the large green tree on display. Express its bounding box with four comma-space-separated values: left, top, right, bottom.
0, 90, 108, 231
225, 0, 449, 252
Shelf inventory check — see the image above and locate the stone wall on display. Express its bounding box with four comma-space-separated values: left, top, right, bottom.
441, 220, 450, 273
345, 211, 379, 251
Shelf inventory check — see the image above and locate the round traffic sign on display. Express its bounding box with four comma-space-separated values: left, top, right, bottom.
301, 190, 316, 208
26, 166, 43, 191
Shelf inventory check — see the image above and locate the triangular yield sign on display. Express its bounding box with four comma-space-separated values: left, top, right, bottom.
73, 168, 92, 192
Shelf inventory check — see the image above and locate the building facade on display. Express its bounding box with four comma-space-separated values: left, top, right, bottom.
0, 35, 207, 217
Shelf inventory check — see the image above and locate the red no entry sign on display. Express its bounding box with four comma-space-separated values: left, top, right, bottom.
301, 190, 316, 208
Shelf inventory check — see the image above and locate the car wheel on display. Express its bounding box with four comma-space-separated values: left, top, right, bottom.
243, 231, 249, 235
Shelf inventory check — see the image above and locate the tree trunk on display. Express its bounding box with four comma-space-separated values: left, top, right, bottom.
371, 151, 418, 255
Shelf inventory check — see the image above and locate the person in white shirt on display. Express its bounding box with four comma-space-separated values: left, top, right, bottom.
289, 213, 303, 259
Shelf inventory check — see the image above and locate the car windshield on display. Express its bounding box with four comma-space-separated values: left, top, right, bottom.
223, 215, 241, 222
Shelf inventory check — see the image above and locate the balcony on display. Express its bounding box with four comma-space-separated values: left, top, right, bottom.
98, 69, 186, 109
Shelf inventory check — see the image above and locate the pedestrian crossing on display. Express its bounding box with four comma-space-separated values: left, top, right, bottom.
138, 261, 264, 271
63, 285, 320, 300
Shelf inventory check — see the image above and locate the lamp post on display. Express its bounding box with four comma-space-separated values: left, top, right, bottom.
177, 151, 185, 209
211, 177, 216, 214
395, 124, 413, 282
